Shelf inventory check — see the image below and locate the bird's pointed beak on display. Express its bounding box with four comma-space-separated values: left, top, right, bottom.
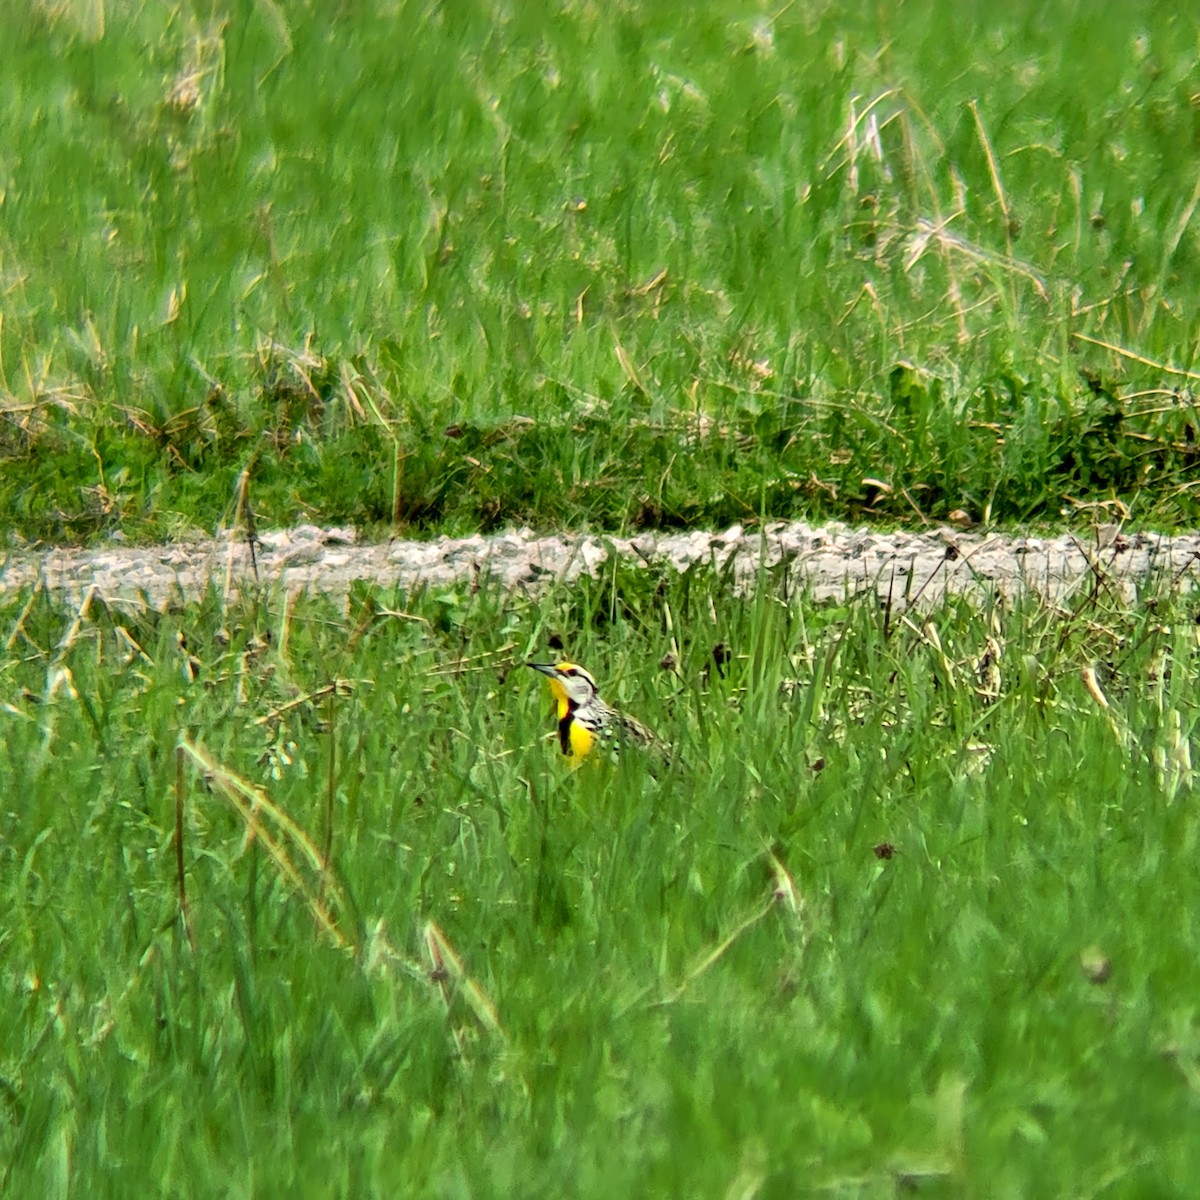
526, 661, 558, 678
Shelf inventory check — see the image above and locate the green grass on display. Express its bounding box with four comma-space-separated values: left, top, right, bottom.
4, 4, 1200, 1193
2, 0, 1199, 542
3, 562, 1199, 1196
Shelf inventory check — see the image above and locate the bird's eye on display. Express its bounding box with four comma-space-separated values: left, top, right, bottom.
562, 667, 576, 676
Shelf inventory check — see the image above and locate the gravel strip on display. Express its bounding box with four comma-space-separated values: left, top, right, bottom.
2, 523, 1198, 611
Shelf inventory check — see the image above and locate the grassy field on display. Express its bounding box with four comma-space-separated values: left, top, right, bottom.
3, 560, 1199, 1197
1, 0, 1199, 542
5, 2, 1200, 1197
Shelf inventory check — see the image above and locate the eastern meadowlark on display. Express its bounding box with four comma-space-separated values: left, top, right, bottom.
526, 660, 665, 766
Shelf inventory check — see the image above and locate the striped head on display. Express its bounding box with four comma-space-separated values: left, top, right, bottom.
526, 660, 599, 718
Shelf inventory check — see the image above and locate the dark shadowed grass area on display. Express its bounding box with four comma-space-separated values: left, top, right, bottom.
2, 558, 1199, 1196
1, 0, 1199, 542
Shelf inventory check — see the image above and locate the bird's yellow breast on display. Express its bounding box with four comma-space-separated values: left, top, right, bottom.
566, 717, 595, 761
555, 696, 596, 763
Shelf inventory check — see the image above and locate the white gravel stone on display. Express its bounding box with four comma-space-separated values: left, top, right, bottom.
1, 524, 1198, 612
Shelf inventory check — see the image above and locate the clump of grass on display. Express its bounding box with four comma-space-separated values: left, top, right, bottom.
2, 554, 1198, 1194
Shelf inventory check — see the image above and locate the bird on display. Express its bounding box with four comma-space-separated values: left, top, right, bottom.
526, 660, 665, 766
